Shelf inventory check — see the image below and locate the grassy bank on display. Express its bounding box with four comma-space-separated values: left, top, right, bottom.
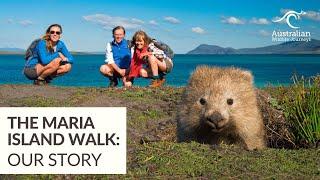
0, 84, 319, 179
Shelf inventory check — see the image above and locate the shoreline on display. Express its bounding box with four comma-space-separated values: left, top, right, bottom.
1, 53, 320, 55
0, 83, 289, 89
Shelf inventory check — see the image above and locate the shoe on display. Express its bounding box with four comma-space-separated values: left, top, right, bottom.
45, 76, 53, 84
157, 78, 166, 87
108, 76, 118, 87
159, 71, 166, 79
149, 79, 161, 88
33, 79, 47, 85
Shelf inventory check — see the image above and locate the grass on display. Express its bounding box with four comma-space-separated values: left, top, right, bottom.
266, 75, 320, 147
129, 142, 320, 179
283, 75, 320, 146
63, 88, 95, 106
2, 142, 319, 179
8, 96, 61, 107
127, 109, 164, 131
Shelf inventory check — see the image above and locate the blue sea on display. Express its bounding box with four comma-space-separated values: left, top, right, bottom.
0, 54, 319, 87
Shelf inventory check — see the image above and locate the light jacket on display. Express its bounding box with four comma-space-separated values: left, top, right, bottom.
25, 39, 74, 68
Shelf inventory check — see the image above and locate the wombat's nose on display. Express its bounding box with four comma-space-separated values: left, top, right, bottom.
206, 113, 224, 124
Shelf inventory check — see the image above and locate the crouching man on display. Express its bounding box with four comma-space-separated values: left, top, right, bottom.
100, 26, 131, 87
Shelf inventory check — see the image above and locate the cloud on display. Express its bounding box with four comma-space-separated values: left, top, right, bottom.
191, 27, 205, 34
149, 20, 158, 26
164, 16, 181, 24
221, 16, 245, 25
83, 14, 144, 30
280, 8, 292, 14
7, 19, 33, 26
7, 19, 13, 24
277, 9, 320, 21
19, 20, 33, 26
272, 16, 286, 24
258, 30, 270, 36
250, 18, 270, 25
304, 10, 320, 21
271, 9, 292, 24
131, 18, 144, 24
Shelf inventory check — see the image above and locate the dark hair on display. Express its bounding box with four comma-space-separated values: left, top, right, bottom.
112, 26, 126, 35
42, 24, 63, 52
132, 30, 152, 48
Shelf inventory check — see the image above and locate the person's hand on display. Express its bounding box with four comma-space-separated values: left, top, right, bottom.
58, 52, 67, 61
139, 52, 151, 59
119, 69, 126, 77
122, 76, 132, 88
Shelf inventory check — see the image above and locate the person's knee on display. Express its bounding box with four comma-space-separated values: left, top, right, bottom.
48, 58, 62, 69
99, 65, 106, 73
158, 62, 167, 72
147, 55, 157, 64
100, 65, 112, 76
53, 58, 62, 65
61, 64, 72, 73
139, 69, 148, 77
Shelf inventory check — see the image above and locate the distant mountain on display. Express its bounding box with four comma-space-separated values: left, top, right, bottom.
0, 48, 25, 54
187, 44, 237, 54
0, 48, 103, 55
87, 51, 105, 54
187, 39, 320, 54
0, 48, 25, 52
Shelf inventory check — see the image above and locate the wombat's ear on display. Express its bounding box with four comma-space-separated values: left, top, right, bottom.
240, 70, 253, 83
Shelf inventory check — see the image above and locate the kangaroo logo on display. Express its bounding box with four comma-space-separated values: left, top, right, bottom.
273, 10, 306, 29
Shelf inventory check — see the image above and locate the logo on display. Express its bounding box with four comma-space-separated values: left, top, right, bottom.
272, 10, 306, 29
271, 10, 311, 42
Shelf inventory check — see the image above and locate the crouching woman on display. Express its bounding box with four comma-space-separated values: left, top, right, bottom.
126, 30, 173, 88
23, 24, 74, 85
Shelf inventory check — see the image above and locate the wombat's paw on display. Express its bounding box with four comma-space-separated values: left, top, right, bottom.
245, 144, 266, 151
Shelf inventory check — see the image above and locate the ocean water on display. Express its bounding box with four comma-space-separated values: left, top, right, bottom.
0, 54, 319, 87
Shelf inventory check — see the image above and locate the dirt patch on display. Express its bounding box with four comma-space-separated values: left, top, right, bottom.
256, 89, 295, 148
0, 84, 75, 102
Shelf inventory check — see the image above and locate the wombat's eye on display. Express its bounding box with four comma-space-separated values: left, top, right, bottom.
199, 98, 206, 105
227, 98, 233, 105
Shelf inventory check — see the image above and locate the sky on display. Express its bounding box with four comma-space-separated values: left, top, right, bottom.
0, 0, 319, 53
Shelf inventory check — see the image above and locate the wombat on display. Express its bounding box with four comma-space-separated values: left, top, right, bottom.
177, 66, 266, 150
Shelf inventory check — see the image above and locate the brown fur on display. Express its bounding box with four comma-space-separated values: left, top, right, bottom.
176, 66, 266, 150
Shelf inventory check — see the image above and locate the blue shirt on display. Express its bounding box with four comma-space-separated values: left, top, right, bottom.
104, 39, 131, 69
25, 39, 74, 68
